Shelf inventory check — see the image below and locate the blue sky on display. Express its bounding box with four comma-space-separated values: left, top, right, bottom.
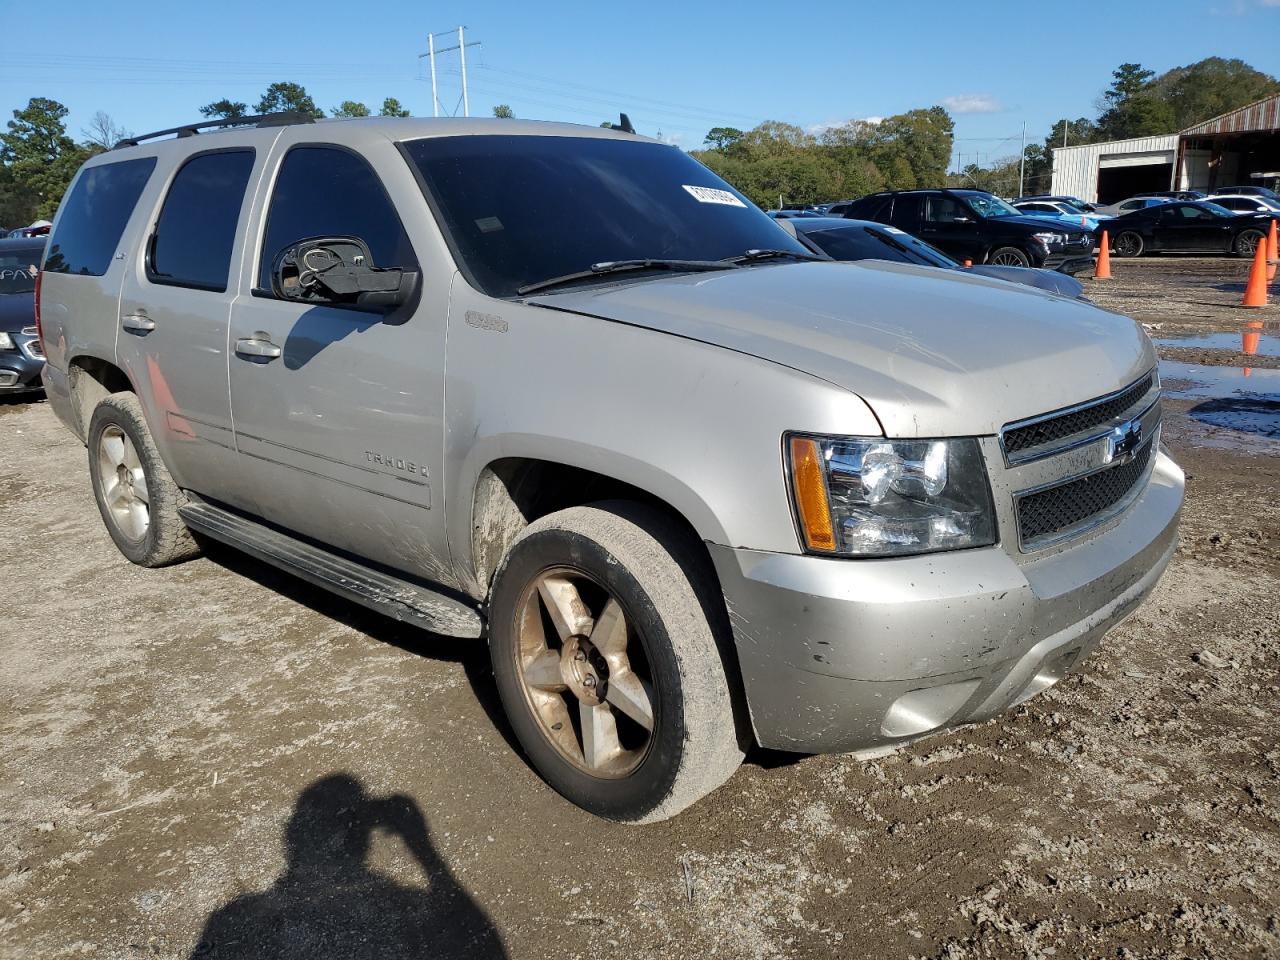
2, 0, 1279, 169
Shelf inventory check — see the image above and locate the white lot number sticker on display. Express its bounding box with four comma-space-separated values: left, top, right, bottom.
682, 184, 746, 208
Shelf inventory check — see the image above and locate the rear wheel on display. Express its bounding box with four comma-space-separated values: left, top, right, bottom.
87, 392, 201, 567
1235, 228, 1266, 257
988, 246, 1031, 267
1113, 231, 1144, 258
488, 502, 743, 822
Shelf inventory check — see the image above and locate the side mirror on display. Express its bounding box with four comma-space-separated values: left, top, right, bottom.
271, 236, 419, 312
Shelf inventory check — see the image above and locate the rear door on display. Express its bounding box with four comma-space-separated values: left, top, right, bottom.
225, 134, 453, 582
116, 147, 264, 506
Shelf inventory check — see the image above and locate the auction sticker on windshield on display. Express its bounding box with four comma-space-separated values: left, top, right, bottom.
682, 185, 746, 207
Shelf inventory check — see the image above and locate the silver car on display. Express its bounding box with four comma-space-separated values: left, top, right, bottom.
36, 115, 1182, 822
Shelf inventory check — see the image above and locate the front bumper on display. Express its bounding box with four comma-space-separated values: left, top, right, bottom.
709, 450, 1183, 753
1043, 253, 1096, 275
0, 332, 45, 393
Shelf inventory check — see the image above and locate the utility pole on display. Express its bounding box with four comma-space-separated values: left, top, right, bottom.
458, 26, 469, 118
428, 33, 438, 117
1018, 121, 1026, 198
418, 28, 481, 118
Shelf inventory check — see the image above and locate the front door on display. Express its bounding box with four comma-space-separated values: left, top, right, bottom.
226, 137, 453, 584
117, 148, 262, 511
918, 194, 984, 262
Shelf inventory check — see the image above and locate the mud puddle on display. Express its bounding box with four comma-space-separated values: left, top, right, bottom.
1159, 359, 1280, 450
1153, 328, 1280, 358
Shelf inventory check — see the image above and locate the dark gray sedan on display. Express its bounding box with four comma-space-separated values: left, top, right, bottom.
776, 217, 1087, 299
0, 237, 47, 396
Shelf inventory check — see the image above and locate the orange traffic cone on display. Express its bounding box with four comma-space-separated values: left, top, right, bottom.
1093, 230, 1112, 280
1242, 237, 1269, 308
1243, 329, 1260, 355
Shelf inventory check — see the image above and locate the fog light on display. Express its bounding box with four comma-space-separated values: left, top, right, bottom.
881, 679, 982, 738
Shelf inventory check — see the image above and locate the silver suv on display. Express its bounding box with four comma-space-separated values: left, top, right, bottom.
37, 114, 1182, 822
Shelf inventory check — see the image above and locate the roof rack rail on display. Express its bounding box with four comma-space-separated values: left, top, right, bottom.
113, 111, 316, 150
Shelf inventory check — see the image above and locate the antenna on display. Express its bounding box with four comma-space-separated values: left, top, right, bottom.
617, 113, 636, 134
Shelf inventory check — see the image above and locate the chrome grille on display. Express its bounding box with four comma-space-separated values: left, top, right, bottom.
1002, 372, 1156, 464
1017, 437, 1154, 547
20, 326, 37, 337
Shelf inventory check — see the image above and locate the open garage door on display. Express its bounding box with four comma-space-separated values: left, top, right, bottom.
1097, 163, 1174, 204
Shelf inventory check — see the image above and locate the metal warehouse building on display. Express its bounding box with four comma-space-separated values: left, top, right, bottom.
1051, 93, 1280, 203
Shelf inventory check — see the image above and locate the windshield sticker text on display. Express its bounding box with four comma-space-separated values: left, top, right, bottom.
682, 185, 746, 208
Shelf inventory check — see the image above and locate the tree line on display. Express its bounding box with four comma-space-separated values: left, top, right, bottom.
951, 57, 1278, 198
3, 57, 1277, 225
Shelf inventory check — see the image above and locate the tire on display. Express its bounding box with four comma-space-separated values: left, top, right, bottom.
1113, 231, 1144, 258
987, 246, 1031, 267
87, 392, 202, 568
1234, 229, 1265, 258
488, 501, 744, 823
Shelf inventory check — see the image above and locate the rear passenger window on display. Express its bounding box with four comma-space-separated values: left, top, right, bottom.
43, 157, 156, 276
258, 146, 415, 294
149, 150, 255, 292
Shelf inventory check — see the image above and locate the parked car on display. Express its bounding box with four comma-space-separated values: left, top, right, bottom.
776, 217, 1087, 299
838, 189, 1096, 272
1107, 200, 1271, 257
1135, 190, 1206, 202
1015, 194, 1099, 214
1094, 196, 1172, 217
766, 209, 827, 219
38, 114, 1182, 822
0, 237, 46, 395
6, 220, 52, 239
1204, 194, 1280, 215
1011, 199, 1108, 232
1217, 185, 1280, 201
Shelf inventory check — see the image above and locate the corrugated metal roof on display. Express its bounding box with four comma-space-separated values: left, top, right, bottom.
1181, 94, 1280, 136
1053, 134, 1179, 158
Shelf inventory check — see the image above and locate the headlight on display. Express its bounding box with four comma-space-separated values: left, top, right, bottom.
0, 332, 14, 350
1033, 231, 1065, 248
787, 434, 997, 557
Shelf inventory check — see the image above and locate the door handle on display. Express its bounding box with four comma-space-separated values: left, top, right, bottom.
121, 313, 156, 333
234, 336, 283, 361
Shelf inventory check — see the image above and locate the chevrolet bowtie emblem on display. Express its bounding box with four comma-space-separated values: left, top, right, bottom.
1103, 419, 1142, 465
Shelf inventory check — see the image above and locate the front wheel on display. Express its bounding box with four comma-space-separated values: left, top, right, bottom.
987, 246, 1031, 267
1235, 229, 1265, 258
1113, 231, 1144, 258
488, 502, 744, 822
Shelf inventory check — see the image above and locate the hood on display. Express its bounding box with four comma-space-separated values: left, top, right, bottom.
966, 264, 1086, 299
990, 214, 1092, 235
0, 293, 34, 333
529, 261, 1153, 438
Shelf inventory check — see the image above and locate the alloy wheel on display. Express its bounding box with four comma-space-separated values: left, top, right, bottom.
96, 424, 150, 541
513, 568, 656, 777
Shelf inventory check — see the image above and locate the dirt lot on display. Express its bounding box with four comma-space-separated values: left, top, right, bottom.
2, 257, 1279, 960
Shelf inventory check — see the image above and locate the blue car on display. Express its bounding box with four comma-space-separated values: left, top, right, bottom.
1012, 199, 1109, 232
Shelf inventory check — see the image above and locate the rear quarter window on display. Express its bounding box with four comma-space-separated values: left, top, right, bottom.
43, 157, 156, 276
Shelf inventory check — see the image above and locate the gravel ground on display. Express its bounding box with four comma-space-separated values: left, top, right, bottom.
2, 257, 1279, 959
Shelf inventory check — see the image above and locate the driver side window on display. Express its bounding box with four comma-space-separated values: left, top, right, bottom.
258, 145, 416, 295
926, 196, 968, 224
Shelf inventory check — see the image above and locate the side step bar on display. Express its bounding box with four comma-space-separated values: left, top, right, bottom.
178, 500, 483, 639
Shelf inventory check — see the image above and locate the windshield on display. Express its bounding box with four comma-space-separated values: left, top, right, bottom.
963, 193, 1022, 219
804, 223, 955, 268
403, 135, 808, 297
0, 246, 42, 295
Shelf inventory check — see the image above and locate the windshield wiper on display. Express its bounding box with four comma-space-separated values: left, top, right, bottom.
517, 258, 738, 295
722, 248, 825, 264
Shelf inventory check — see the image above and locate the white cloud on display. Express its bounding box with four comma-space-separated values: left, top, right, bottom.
940, 94, 1004, 114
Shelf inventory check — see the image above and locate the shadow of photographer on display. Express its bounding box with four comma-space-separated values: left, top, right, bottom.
191, 773, 506, 959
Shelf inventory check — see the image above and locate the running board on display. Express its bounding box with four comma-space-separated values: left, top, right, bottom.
178, 500, 483, 638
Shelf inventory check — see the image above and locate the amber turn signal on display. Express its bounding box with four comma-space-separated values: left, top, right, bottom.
788, 436, 836, 552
